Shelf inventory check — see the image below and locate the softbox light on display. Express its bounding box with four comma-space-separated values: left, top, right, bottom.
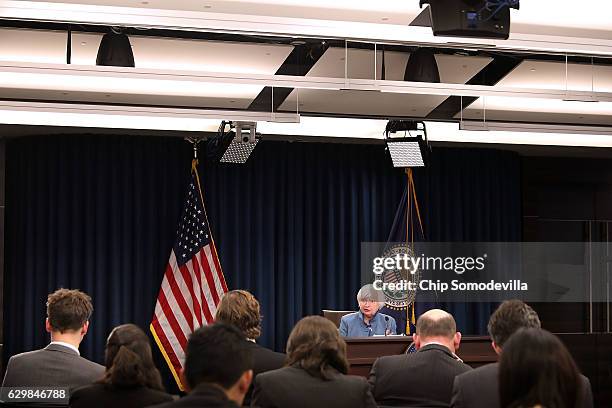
96, 31, 135, 67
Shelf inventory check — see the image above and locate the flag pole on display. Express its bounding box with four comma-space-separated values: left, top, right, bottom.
183, 136, 228, 291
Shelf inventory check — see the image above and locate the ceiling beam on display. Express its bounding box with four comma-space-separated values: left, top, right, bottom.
248, 41, 329, 112
426, 54, 523, 120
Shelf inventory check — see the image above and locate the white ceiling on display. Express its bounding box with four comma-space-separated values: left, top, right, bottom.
0, 27, 293, 108
0, 28, 293, 74
280, 48, 492, 117
462, 60, 612, 125
26, 0, 612, 39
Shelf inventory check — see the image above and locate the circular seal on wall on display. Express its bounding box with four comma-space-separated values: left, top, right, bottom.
380, 244, 420, 309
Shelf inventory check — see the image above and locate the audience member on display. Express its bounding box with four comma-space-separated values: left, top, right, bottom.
214, 290, 285, 406
340, 284, 396, 337
252, 315, 376, 408
451, 300, 593, 408
69, 324, 173, 408
369, 309, 471, 407
500, 328, 584, 408
2, 289, 104, 392
149, 323, 253, 408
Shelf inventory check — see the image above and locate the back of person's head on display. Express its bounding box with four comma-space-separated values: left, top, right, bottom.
215, 290, 262, 340
499, 328, 580, 408
488, 300, 541, 349
414, 309, 461, 353
286, 315, 349, 380
46, 288, 93, 333
183, 323, 253, 403
103, 324, 164, 391
416, 309, 457, 339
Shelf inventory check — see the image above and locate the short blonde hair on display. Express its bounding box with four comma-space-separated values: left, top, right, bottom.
215, 290, 262, 339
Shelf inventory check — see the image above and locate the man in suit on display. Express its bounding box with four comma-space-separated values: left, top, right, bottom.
214, 290, 285, 406
2, 288, 104, 392
368, 309, 472, 407
150, 323, 253, 408
451, 300, 593, 408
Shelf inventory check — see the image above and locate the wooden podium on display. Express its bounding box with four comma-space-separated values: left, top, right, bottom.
345, 335, 496, 377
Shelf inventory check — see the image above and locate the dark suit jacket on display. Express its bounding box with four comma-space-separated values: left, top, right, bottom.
368, 343, 473, 407
252, 366, 377, 408
69, 383, 174, 408
451, 362, 594, 408
148, 384, 239, 408
243, 342, 285, 406
2, 344, 104, 392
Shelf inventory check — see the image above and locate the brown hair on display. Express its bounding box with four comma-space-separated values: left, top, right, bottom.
488, 300, 541, 347
215, 290, 262, 339
500, 328, 580, 408
46, 288, 93, 333
416, 309, 457, 339
286, 316, 348, 380
102, 324, 164, 391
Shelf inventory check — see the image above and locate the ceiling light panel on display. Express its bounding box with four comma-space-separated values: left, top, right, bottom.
460, 96, 612, 126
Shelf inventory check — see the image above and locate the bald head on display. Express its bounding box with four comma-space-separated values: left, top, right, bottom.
416, 309, 457, 340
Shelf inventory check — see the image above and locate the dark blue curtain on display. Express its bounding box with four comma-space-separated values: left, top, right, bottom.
4, 135, 520, 388
382, 149, 522, 334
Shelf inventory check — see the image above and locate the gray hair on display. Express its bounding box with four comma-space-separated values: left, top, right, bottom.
357, 284, 385, 303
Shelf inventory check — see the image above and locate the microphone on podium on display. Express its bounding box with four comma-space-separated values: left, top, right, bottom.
384, 316, 390, 336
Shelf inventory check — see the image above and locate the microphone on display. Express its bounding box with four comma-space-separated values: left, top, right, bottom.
384, 316, 390, 336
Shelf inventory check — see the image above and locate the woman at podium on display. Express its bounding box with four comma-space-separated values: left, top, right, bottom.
339, 284, 397, 337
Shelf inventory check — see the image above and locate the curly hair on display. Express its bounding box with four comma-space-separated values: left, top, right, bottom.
215, 290, 262, 340
286, 316, 349, 380
46, 288, 93, 332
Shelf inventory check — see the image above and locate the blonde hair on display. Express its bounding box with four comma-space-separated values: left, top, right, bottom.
215, 290, 262, 339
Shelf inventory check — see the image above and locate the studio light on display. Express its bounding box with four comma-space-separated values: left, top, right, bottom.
385, 121, 429, 168
209, 121, 260, 164
96, 29, 135, 67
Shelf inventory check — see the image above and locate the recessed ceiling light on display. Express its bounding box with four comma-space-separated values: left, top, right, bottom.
530, 68, 536, 72
141, 1, 149, 4
81, 42, 87, 46
381, 17, 389, 21
265, 52, 271, 56
229, 100, 236, 103
204, 4, 212, 8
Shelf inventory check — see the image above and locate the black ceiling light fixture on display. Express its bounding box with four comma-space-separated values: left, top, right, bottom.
96, 28, 135, 67
404, 47, 440, 83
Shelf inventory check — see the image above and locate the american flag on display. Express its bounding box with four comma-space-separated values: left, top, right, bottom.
150, 162, 228, 390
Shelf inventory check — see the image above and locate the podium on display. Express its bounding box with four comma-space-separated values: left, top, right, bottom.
345, 335, 496, 377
